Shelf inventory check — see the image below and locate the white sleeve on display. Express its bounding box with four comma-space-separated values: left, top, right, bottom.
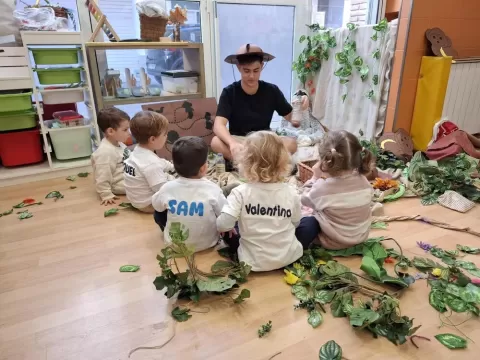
152, 188, 168, 212
212, 189, 228, 217
92, 153, 116, 201
291, 192, 302, 226
221, 187, 243, 219
144, 163, 170, 193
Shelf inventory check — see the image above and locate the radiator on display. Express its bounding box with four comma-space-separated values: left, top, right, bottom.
442, 59, 480, 134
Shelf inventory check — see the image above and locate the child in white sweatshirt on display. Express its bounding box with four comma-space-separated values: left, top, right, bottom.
124, 111, 175, 213
91, 107, 131, 205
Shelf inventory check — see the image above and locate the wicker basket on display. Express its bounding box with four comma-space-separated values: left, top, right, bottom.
297, 160, 317, 183
140, 14, 168, 41
27, 5, 68, 19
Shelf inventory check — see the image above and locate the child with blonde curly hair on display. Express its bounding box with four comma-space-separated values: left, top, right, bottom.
300, 130, 375, 249
217, 131, 317, 272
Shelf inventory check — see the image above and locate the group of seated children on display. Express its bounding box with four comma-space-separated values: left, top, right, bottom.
92, 107, 374, 272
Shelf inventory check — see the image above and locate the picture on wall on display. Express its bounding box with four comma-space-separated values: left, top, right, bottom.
142, 98, 217, 160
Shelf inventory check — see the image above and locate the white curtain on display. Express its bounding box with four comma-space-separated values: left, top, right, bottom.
311, 19, 398, 140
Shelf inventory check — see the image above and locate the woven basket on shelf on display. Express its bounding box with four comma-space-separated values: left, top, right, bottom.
26, 5, 68, 18
139, 14, 168, 41
297, 160, 317, 183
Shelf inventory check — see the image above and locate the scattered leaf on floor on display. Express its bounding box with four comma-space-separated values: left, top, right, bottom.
70, 186, 77, 189
45, 191, 64, 201
104, 208, 119, 217
319, 340, 342, 360
171, 306, 192, 322
119, 202, 134, 208
18, 210, 33, 220
0, 209, 13, 217
435, 333, 467, 349
233, 288, 251, 304
456, 244, 480, 255
119, 265, 140, 272
77, 172, 89, 178
371, 222, 388, 229
66, 175, 77, 181
258, 320, 272, 338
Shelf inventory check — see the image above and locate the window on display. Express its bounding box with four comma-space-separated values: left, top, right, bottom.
312, 0, 382, 28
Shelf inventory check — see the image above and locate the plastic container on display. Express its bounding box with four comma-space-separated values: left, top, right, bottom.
291, 94, 303, 123
0, 129, 44, 167
43, 102, 77, 120
0, 110, 36, 132
161, 70, 199, 94
35, 68, 83, 85
30, 48, 80, 65
42, 88, 84, 105
49, 125, 92, 160
53, 110, 83, 121
0, 91, 33, 113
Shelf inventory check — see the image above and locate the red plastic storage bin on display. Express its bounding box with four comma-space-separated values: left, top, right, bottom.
0, 129, 44, 167
42, 102, 77, 120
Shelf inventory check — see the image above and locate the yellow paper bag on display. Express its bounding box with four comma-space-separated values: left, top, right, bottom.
410, 56, 452, 151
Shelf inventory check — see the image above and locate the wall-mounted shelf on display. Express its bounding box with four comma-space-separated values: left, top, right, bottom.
85, 41, 206, 112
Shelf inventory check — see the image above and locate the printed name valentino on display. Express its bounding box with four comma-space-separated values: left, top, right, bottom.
245, 203, 292, 217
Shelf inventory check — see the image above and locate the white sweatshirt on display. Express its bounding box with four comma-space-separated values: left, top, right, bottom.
91, 138, 129, 201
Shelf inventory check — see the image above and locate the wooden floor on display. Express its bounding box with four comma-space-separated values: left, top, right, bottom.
1, 176, 480, 360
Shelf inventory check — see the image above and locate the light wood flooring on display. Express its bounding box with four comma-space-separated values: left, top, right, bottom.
1, 176, 480, 360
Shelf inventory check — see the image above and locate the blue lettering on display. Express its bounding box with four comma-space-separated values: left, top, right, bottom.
168, 200, 177, 214
189, 202, 204, 216
177, 201, 189, 216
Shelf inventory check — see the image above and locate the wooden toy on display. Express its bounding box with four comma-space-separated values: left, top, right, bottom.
85, 0, 120, 42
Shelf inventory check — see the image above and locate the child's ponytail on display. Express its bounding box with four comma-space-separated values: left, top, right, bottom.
358, 148, 375, 176
320, 147, 345, 174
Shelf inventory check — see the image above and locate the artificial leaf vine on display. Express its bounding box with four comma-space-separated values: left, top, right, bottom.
153, 223, 251, 322
258, 320, 272, 338
319, 340, 342, 360
292, 24, 337, 85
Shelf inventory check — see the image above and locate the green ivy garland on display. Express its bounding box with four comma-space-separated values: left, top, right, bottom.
292, 24, 337, 85
367, 18, 389, 99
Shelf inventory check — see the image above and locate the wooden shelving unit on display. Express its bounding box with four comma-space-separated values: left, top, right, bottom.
0, 31, 98, 187
84, 41, 206, 111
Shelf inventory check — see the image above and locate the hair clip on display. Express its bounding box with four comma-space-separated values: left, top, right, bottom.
331, 148, 337, 154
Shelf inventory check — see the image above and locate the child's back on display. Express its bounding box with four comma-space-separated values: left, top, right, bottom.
223, 182, 302, 271
217, 131, 303, 272
300, 130, 374, 249
91, 107, 131, 205
152, 136, 225, 251
123, 111, 173, 212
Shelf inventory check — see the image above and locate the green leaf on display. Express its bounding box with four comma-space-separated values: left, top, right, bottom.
365, 90, 374, 99
299, 35, 306, 43
467, 304, 480, 316
429, 290, 447, 313
292, 284, 310, 301
18, 210, 33, 220
66, 175, 76, 181
258, 320, 272, 338
362, 242, 387, 265
460, 283, 480, 304
455, 260, 477, 270
70, 186, 77, 189
381, 275, 410, 288
341, 94, 347, 103
314, 290, 335, 304
456, 244, 480, 254
196, 277, 236, 292
445, 283, 462, 298
359, 65, 369, 76
45, 191, 64, 200
322, 261, 351, 276
346, 23, 357, 31
372, 75, 379, 86
77, 172, 89, 177
308, 309, 323, 328
330, 293, 352, 318
372, 49, 380, 60
435, 333, 467, 349
371, 32, 378, 41
211, 260, 236, 274
445, 295, 468, 313
233, 288, 251, 303
349, 308, 380, 327
1, 209, 13, 216
360, 256, 385, 281
370, 221, 387, 229
465, 268, 480, 277
119, 265, 140, 272
339, 79, 349, 85
429, 247, 446, 258
169, 222, 190, 244
119, 202, 134, 208
171, 306, 192, 322
328, 244, 364, 257
412, 256, 436, 271
319, 340, 342, 360
104, 208, 119, 217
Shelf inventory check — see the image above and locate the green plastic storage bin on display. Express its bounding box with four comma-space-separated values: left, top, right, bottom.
0, 92, 33, 113
0, 110, 36, 131
30, 48, 79, 65
49, 125, 92, 159
35, 68, 83, 85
